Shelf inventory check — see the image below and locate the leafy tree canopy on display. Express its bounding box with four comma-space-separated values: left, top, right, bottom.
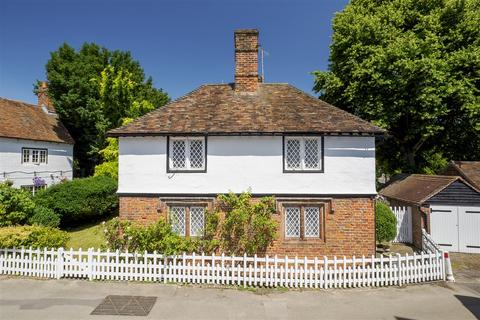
314, 0, 480, 174
39, 43, 169, 175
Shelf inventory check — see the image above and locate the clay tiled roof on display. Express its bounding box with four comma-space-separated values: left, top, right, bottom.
379, 174, 465, 205
444, 161, 480, 190
108, 83, 385, 136
0, 97, 74, 144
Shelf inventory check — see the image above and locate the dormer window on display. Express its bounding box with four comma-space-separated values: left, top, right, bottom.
283, 136, 324, 172
167, 137, 206, 172
22, 148, 48, 164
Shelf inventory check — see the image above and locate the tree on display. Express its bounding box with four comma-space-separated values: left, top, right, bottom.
313, 0, 480, 174
40, 43, 169, 175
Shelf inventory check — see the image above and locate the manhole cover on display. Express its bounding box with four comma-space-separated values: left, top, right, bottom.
91, 295, 157, 316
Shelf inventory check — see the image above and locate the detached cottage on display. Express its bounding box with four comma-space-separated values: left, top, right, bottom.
0, 83, 74, 193
109, 30, 384, 257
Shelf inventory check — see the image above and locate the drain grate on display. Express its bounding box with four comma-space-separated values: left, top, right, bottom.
91, 295, 157, 316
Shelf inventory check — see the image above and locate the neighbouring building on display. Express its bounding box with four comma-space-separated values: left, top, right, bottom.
444, 161, 480, 190
0, 82, 74, 193
108, 29, 385, 257
380, 174, 480, 254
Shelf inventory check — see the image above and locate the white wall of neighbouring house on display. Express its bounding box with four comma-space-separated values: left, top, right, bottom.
0, 137, 74, 188
118, 135, 376, 195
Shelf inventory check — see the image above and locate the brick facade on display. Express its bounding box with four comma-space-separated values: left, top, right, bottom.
119, 195, 375, 258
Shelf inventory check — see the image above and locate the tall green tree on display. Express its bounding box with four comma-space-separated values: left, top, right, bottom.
314, 0, 480, 174
40, 43, 169, 175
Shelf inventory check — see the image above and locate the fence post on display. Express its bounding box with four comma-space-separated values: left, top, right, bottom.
87, 248, 94, 281
56, 248, 64, 279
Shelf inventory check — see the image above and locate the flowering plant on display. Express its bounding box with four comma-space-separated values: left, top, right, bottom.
33, 176, 46, 187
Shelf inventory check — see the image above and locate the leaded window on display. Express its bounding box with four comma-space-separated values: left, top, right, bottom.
284, 137, 323, 171
169, 205, 206, 237
189, 207, 205, 237
22, 148, 47, 164
284, 205, 322, 239
304, 207, 320, 237
285, 207, 301, 237
168, 137, 206, 171
170, 206, 186, 236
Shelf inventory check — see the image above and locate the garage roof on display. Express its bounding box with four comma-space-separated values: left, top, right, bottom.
379, 174, 480, 206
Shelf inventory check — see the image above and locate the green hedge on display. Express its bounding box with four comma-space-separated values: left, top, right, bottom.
34, 176, 118, 225
29, 206, 61, 227
375, 202, 397, 243
0, 225, 69, 248
0, 182, 35, 226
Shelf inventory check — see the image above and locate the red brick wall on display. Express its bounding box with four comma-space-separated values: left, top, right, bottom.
119, 195, 375, 258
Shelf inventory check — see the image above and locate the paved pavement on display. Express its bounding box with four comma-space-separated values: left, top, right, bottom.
0, 277, 479, 320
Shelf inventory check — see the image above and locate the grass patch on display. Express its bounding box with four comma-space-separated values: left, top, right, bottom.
65, 218, 111, 249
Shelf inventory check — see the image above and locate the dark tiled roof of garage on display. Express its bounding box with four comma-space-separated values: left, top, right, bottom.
0, 97, 74, 144
379, 174, 479, 205
107, 83, 385, 136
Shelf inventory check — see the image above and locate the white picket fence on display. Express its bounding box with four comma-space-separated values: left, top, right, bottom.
391, 206, 413, 243
0, 247, 445, 288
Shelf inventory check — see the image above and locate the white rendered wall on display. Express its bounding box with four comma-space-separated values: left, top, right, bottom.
0, 137, 74, 188
118, 136, 376, 195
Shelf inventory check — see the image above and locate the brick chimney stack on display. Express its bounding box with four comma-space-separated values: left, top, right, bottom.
37, 81, 55, 114
234, 29, 260, 92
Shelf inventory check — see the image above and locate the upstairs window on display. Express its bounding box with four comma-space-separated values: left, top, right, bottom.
22, 148, 48, 164
168, 137, 206, 172
284, 137, 323, 172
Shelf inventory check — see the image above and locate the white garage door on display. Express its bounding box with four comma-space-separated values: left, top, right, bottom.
430, 205, 480, 253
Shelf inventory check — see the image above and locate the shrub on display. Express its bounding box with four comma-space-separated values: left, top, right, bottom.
0, 182, 35, 226
34, 176, 118, 225
103, 218, 199, 254
0, 225, 69, 248
375, 202, 397, 243
29, 206, 61, 227
215, 192, 277, 255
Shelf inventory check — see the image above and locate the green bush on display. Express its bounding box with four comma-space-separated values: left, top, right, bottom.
34, 176, 118, 225
0, 182, 35, 226
215, 192, 277, 255
375, 202, 397, 243
29, 206, 61, 227
103, 218, 199, 254
0, 225, 69, 248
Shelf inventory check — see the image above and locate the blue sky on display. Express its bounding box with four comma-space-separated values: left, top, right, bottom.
0, 0, 348, 104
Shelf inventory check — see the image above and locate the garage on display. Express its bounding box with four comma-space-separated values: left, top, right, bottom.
380, 174, 480, 254
430, 205, 480, 253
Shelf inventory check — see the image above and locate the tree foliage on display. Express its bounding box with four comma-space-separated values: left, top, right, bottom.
41, 43, 169, 175
314, 0, 480, 174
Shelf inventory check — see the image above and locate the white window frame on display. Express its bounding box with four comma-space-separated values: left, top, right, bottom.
22, 148, 48, 165
284, 204, 323, 240
169, 205, 205, 237
283, 136, 323, 172
167, 136, 206, 172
